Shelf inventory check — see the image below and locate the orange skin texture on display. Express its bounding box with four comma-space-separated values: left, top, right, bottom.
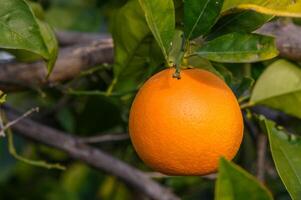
129, 68, 244, 175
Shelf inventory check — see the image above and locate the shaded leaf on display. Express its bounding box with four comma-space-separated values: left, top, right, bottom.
195, 33, 278, 63
233, 76, 254, 98
262, 117, 301, 199
215, 157, 273, 200
37, 20, 58, 74
208, 11, 272, 39
138, 0, 175, 61
110, 0, 163, 93
184, 0, 223, 39
250, 60, 301, 118
222, 0, 301, 17
0, 0, 58, 73
187, 55, 224, 80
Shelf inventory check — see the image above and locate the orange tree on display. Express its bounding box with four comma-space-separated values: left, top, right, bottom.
0, 0, 301, 199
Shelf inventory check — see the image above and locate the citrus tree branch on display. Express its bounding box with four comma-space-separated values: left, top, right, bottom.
3, 105, 180, 200
1, 21, 300, 91
78, 133, 129, 144
0, 37, 113, 91
56, 31, 111, 46
256, 20, 301, 61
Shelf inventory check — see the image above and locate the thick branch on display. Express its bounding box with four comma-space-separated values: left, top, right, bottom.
1, 21, 301, 91
0, 38, 113, 91
256, 20, 301, 61
4, 106, 179, 200
56, 31, 111, 46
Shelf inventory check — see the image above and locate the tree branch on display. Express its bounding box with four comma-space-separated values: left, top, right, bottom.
256, 20, 301, 61
1, 21, 301, 91
56, 31, 111, 46
78, 133, 129, 143
256, 134, 267, 182
0, 38, 113, 91
4, 106, 179, 200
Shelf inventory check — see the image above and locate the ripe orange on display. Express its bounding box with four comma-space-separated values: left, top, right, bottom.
129, 68, 243, 175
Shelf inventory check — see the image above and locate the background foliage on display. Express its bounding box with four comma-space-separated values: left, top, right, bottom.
0, 0, 301, 199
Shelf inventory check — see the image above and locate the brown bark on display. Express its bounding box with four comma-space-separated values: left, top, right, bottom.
0, 38, 113, 91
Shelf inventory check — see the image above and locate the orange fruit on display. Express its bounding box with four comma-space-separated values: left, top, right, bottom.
129, 68, 243, 175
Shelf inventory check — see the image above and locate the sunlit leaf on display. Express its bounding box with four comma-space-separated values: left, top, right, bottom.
215, 157, 273, 200
195, 33, 278, 63
250, 60, 301, 118
222, 0, 301, 17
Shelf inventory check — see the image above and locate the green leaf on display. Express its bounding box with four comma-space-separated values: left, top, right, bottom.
233, 76, 254, 98
110, 0, 163, 93
138, 0, 175, 61
250, 60, 301, 118
168, 29, 185, 67
187, 55, 224, 80
222, 0, 301, 17
262, 117, 301, 200
195, 33, 278, 63
208, 11, 273, 39
0, 0, 58, 73
37, 20, 58, 74
28, 1, 45, 20
215, 157, 273, 200
0, 91, 6, 104
184, 0, 223, 39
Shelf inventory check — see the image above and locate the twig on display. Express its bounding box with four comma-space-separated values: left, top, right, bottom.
0, 107, 39, 136
78, 133, 129, 143
256, 134, 267, 182
2, 107, 39, 131
7, 128, 65, 170
147, 172, 217, 180
4, 106, 180, 200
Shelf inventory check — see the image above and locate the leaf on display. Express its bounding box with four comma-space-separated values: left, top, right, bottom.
232, 76, 254, 98
187, 55, 224, 80
138, 0, 175, 61
250, 60, 301, 119
195, 33, 278, 63
215, 157, 273, 200
110, 0, 163, 93
168, 29, 185, 67
184, 0, 223, 39
37, 20, 58, 74
28, 1, 45, 20
222, 0, 301, 18
0, 0, 58, 73
262, 117, 301, 199
208, 11, 273, 39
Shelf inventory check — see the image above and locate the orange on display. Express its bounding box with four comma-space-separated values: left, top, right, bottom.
129, 68, 243, 175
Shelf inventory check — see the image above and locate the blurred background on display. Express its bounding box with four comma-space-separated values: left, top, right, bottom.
0, 0, 296, 199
